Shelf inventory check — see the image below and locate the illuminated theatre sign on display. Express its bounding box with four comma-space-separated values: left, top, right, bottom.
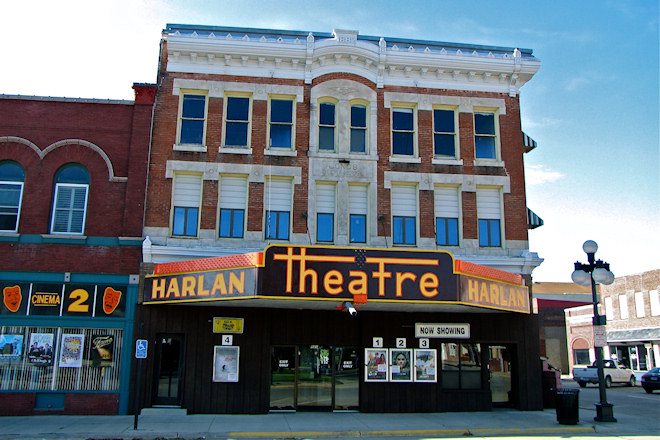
142, 246, 529, 313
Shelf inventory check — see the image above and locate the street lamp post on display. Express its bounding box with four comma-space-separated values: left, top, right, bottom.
571, 240, 616, 422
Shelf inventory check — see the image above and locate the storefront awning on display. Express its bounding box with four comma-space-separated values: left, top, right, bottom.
142, 246, 530, 314
527, 208, 544, 229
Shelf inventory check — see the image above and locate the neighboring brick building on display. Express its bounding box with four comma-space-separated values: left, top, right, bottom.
138, 25, 544, 414
566, 269, 660, 375
0, 84, 157, 415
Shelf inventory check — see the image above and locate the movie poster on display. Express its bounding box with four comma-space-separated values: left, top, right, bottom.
213, 346, 239, 382
0, 334, 24, 361
414, 349, 437, 382
91, 335, 114, 366
59, 334, 84, 368
364, 348, 388, 382
28, 333, 54, 366
389, 348, 413, 382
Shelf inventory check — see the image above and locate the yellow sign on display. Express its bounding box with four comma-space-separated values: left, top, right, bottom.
213, 317, 244, 334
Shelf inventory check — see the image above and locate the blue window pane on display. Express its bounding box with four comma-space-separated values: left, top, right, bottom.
277, 212, 289, 240
182, 95, 206, 118
232, 210, 244, 238
404, 217, 416, 244
0, 184, 21, 205
270, 125, 292, 148
350, 129, 366, 153
319, 103, 335, 125
434, 134, 455, 156
317, 213, 334, 242
478, 219, 488, 246
225, 122, 248, 146
475, 136, 496, 159
270, 100, 293, 123
173, 207, 186, 236
393, 132, 413, 155
319, 126, 334, 150
436, 218, 447, 245
0, 162, 25, 181
226, 97, 249, 120
56, 164, 89, 184
350, 214, 366, 243
265, 211, 275, 238
447, 218, 459, 246
351, 105, 366, 127
185, 208, 198, 236
180, 119, 204, 144
474, 113, 495, 135
489, 220, 501, 247
434, 109, 454, 132
393, 217, 404, 244
392, 109, 413, 130
219, 209, 231, 237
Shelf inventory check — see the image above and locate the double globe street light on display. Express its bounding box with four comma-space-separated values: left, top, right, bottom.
571, 240, 616, 422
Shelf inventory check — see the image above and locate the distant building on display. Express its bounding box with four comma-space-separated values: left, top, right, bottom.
137, 24, 544, 414
0, 85, 157, 415
565, 269, 660, 374
532, 282, 591, 374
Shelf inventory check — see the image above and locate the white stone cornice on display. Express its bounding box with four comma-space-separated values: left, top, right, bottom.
165, 28, 540, 94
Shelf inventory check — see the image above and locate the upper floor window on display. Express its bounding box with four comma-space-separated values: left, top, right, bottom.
218, 175, 247, 238
474, 112, 498, 160
316, 183, 336, 242
476, 187, 502, 247
269, 98, 295, 149
50, 164, 89, 235
391, 184, 417, 245
350, 104, 367, 153
435, 186, 460, 246
0, 161, 25, 233
349, 184, 368, 243
392, 107, 416, 156
177, 92, 207, 145
434, 108, 457, 158
171, 173, 202, 237
223, 95, 251, 147
264, 177, 292, 240
318, 102, 336, 151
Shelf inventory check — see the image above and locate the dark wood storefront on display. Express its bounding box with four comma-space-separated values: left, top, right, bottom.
132, 304, 542, 414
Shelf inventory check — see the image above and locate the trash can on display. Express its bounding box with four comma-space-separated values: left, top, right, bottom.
554, 388, 579, 425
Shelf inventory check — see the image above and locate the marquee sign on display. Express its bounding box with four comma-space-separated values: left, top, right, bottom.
458, 275, 529, 313
261, 246, 457, 302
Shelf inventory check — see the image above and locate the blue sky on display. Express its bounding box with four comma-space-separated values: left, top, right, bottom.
2, 0, 658, 282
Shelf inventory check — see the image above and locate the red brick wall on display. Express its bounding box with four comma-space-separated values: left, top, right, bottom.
0, 393, 119, 415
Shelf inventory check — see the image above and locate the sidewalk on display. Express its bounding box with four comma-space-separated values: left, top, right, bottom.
0, 406, 638, 440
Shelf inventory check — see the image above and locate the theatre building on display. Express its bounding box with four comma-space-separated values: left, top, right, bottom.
0, 85, 157, 415
137, 24, 544, 413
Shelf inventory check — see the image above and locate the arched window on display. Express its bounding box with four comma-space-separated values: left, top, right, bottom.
50, 164, 90, 234
0, 161, 25, 232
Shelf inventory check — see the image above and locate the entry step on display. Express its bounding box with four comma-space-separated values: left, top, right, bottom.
140, 406, 188, 416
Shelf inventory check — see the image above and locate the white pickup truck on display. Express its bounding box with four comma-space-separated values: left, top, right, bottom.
572, 360, 636, 388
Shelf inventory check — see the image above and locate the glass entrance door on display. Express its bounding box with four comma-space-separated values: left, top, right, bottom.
297, 345, 333, 410
489, 345, 512, 407
153, 334, 184, 406
270, 345, 359, 411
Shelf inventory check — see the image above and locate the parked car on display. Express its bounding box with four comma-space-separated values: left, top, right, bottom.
641, 367, 660, 393
572, 359, 636, 388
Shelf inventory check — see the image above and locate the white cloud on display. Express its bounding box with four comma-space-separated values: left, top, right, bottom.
524, 165, 564, 185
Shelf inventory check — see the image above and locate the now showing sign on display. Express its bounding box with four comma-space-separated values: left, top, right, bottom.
415, 323, 470, 339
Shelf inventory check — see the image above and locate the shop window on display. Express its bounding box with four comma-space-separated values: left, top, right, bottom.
218, 175, 247, 238
350, 104, 367, 153
435, 186, 460, 246
391, 107, 416, 156
391, 184, 417, 245
573, 349, 590, 365
177, 92, 207, 145
318, 101, 336, 151
171, 173, 202, 237
223, 95, 251, 147
433, 108, 457, 158
269, 98, 294, 149
349, 184, 368, 243
477, 187, 502, 247
0, 325, 123, 391
474, 112, 498, 160
441, 343, 482, 389
50, 164, 89, 235
316, 183, 335, 242
0, 161, 25, 232
264, 177, 292, 240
